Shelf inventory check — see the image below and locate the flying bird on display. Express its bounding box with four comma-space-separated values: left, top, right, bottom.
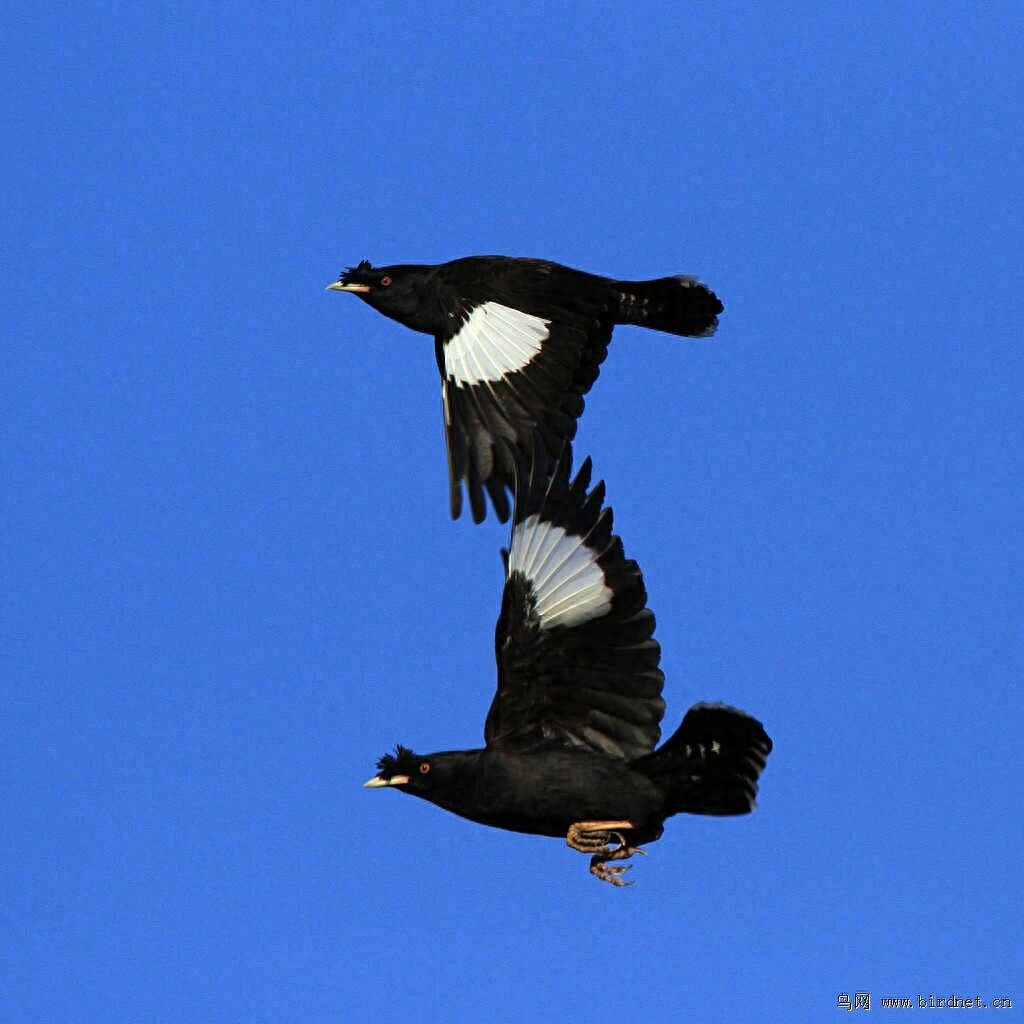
327, 256, 723, 523
364, 439, 771, 886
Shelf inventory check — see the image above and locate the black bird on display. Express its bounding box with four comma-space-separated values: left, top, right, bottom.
364, 439, 771, 886
327, 256, 723, 523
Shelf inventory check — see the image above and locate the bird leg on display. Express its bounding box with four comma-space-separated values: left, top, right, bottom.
566, 821, 647, 887
566, 820, 633, 854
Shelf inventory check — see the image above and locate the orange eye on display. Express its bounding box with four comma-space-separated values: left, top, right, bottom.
419, 762, 431, 774
380, 275, 392, 287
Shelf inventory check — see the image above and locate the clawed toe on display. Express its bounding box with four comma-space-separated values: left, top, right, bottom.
566, 820, 633, 855
566, 820, 648, 886
604, 841, 646, 862
590, 858, 634, 887
568, 830, 623, 855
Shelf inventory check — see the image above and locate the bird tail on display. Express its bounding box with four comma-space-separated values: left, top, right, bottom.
630, 703, 771, 816
612, 275, 723, 337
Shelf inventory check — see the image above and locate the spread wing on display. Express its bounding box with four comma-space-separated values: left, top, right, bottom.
485, 438, 665, 759
436, 261, 613, 523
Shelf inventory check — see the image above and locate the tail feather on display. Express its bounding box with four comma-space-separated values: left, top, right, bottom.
613, 276, 723, 338
631, 702, 772, 816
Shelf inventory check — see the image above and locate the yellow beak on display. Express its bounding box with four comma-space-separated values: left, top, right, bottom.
363, 774, 411, 788
326, 281, 372, 293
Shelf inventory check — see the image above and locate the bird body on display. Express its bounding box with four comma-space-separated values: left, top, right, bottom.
328, 255, 723, 521
331, 256, 717, 338
365, 440, 772, 885
369, 744, 667, 840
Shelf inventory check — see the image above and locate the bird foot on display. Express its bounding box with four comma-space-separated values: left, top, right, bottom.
590, 858, 635, 887
566, 821, 647, 887
566, 820, 635, 855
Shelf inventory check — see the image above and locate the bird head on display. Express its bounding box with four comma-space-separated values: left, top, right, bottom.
327, 260, 385, 295
326, 260, 439, 332
363, 745, 479, 809
363, 744, 421, 789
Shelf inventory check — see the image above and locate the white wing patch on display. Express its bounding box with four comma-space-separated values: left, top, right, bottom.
444, 302, 549, 385
508, 514, 612, 630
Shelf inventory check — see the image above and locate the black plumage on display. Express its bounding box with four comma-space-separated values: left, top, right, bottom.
327, 255, 723, 522
364, 439, 771, 886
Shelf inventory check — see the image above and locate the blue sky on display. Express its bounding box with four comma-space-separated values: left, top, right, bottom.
4, 2, 1021, 1020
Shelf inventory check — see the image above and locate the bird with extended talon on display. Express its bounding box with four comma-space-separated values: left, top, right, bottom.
363, 437, 772, 886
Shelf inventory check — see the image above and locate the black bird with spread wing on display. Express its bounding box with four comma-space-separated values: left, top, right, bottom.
327, 256, 723, 523
364, 440, 771, 886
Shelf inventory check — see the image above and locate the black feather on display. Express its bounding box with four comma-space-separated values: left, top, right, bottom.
328, 255, 723, 522
363, 438, 771, 883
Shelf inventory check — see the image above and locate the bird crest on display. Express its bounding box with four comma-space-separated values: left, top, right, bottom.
375, 744, 417, 777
